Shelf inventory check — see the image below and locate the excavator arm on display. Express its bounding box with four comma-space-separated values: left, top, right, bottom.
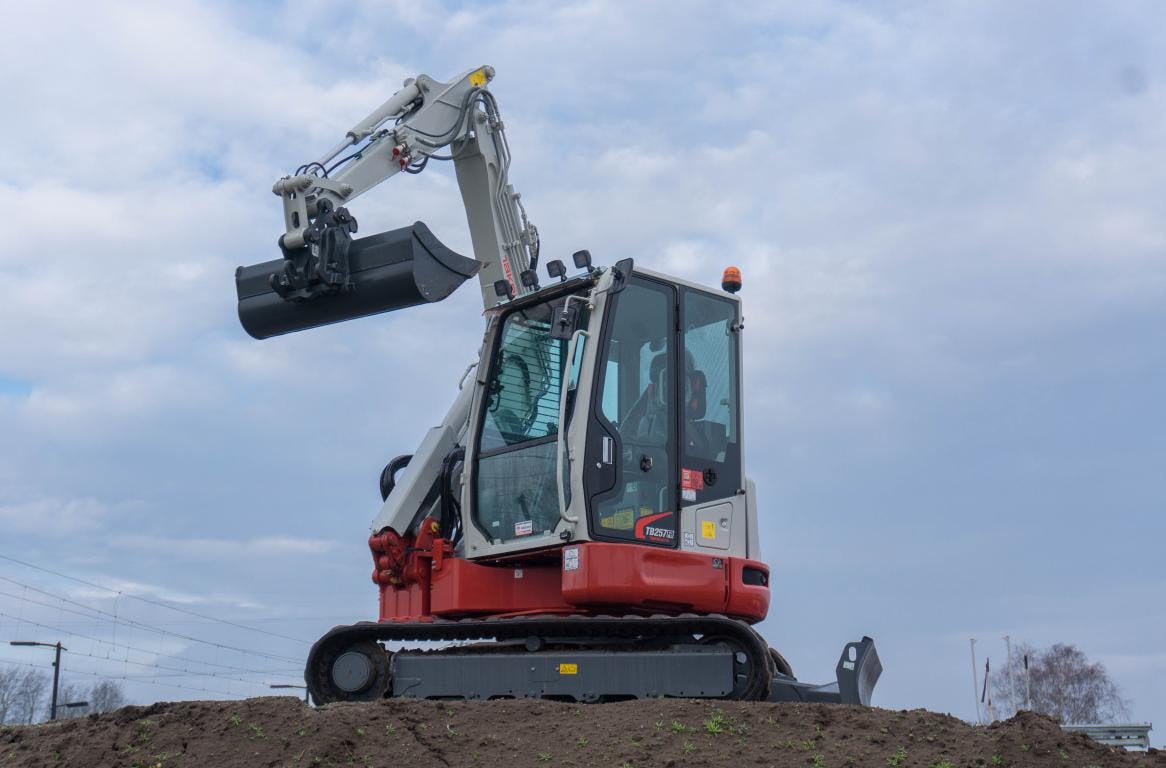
236, 66, 540, 338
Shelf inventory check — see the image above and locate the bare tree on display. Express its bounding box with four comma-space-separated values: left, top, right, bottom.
0, 666, 22, 724
10, 669, 49, 725
992, 642, 1129, 723
0, 669, 129, 724
87, 680, 127, 714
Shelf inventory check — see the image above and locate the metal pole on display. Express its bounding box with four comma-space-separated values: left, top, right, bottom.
1003, 635, 1016, 714
969, 638, 981, 724
1024, 653, 1032, 710
50, 642, 62, 721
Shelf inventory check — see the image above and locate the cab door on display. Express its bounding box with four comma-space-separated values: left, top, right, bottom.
583, 276, 679, 546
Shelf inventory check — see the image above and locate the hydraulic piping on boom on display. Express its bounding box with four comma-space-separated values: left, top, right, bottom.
236, 66, 539, 338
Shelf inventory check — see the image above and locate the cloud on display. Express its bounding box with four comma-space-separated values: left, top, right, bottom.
109, 535, 338, 559
0, 497, 112, 534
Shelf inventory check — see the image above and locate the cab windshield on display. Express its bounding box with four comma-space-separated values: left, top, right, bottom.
475, 294, 586, 543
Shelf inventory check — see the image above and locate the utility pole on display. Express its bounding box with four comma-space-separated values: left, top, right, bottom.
969, 638, 981, 724
1003, 635, 1016, 714
9, 640, 67, 720
1024, 652, 1032, 710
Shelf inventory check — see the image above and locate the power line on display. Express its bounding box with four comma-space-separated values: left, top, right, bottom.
0, 587, 299, 675
0, 619, 289, 689
0, 612, 298, 685
0, 655, 246, 699
0, 552, 309, 645
0, 589, 300, 671
0, 575, 302, 664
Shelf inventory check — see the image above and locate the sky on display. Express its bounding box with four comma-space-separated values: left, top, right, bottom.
0, 0, 1163, 742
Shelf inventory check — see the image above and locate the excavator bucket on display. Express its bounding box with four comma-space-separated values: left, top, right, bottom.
236, 221, 479, 339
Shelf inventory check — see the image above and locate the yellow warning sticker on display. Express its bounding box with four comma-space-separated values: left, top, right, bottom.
469, 68, 488, 87
558, 663, 578, 675
701, 520, 716, 540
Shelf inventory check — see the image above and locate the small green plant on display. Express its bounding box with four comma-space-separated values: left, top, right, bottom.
990, 755, 1004, 766
247, 723, 266, 739
888, 746, 908, 767
655, 720, 663, 730
682, 742, 695, 755
800, 739, 817, 752
355, 727, 366, 737
537, 752, 552, 762
931, 762, 954, 768
1019, 744, 1029, 752
703, 709, 726, 734
621, 762, 633, 768
811, 755, 824, 768
385, 724, 396, 735
417, 723, 428, 731
229, 714, 242, 727
298, 728, 307, 737
1058, 749, 1069, 760
575, 737, 588, 746
670, 720, 687, 733
446, 723, 459, 736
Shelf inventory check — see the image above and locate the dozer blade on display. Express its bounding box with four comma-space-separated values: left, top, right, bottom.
236, 221, 479, 339
768, 636, 882, 706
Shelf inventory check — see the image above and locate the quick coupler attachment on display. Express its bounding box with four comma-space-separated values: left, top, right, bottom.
236, 220, 480, 339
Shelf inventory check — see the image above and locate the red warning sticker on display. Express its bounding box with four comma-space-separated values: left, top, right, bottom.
681, 468, 705, 492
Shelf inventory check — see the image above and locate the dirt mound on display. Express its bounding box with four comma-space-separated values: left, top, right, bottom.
2, 697, 1161, 768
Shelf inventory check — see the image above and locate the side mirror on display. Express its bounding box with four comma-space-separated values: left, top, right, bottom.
608, 257, 634, 295
549, 298, 579, 340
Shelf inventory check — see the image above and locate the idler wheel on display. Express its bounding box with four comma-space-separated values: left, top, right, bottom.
308, 638, 390, 704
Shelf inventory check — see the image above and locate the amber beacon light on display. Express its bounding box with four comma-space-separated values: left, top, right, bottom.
722, 266, 742, 293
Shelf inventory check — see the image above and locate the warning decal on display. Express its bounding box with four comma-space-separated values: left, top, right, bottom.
558, 663, 578, 675
681, 468, 705, 492
514, 520, 534, 537
701, 520, 717, 540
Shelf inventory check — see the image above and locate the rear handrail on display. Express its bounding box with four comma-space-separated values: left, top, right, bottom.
556, 329, 589, 524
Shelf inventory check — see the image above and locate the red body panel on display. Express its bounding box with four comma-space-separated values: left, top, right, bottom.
372, 531, 770, 624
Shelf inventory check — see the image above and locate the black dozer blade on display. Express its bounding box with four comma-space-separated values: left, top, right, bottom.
235, 221, 480, 339
768, 636, 882, 706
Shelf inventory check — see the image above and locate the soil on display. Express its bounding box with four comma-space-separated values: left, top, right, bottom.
1, 697, 1161, 768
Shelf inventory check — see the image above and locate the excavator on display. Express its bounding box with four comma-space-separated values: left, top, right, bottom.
235, 66, 882, 705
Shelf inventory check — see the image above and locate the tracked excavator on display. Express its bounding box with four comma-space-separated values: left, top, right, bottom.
236, 66, 882, 705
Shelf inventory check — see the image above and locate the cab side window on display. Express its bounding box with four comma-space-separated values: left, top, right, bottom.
680, 289, 742, 504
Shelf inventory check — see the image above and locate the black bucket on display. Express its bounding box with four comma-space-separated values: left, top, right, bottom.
236, 221, 479, 339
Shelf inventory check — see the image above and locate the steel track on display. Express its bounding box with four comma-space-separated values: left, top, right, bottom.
305, 613, 774, 703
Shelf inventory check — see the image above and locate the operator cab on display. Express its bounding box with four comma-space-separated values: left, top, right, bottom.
463, 262, 747, 561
